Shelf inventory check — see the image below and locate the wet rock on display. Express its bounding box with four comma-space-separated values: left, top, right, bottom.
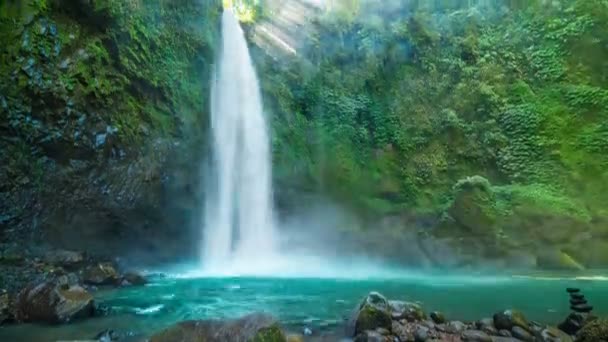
44, 250, 84, 269
538, 326, 573, 342
120, 272, 147, 286
566, 288, 580, 293
575, 318, 608, 342
430, 311, 446, 324
462, 330, 492, 342
15, 279, 94, 323
570, 293, 584, 300
149, 313, 286, 342
303, 327, 313, 336
347, 292, 392, 337
511, 326, 533, 341
389, 300, 426, 321
83, 263, 119, 285
493, 309, 530, 332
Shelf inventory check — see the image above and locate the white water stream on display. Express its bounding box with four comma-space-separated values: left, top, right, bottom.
202, 9, 278, 274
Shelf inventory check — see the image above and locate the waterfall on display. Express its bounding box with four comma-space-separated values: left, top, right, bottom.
202, 9, 278, 274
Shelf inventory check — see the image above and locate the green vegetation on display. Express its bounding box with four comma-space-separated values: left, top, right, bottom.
254, 0, 607, 223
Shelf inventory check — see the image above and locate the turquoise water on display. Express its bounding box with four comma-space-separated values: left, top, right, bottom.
1, 273, 608, 341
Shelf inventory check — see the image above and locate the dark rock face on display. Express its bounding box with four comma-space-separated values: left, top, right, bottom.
15, 278, 94, 323
347, 292, 392, 337
149, 313, 286, 342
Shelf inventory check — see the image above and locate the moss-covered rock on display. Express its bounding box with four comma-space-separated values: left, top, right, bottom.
347, 292, 392, 337
575, 318, 608, 342
82, 263, 119, 285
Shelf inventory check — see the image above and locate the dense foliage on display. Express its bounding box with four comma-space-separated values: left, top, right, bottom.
252, 0, 608, 267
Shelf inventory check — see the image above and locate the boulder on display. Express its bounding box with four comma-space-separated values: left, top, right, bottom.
15, 278, 94, 323
83, 263, 119, 285
44, 250, 84, 269
346, 292, 392, 337
493, 309, 530, 332
149, 313, 286, 342
389, 300, 426, 321
575, 318, 608, 342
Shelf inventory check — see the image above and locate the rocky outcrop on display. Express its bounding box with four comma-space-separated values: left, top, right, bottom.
0, 289, 12, 324
149, 313, 286, 342
15, 278, 94, 323
346, 292, 393, 337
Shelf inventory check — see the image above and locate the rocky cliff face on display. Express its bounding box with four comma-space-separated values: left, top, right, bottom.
0, 0, 221, 263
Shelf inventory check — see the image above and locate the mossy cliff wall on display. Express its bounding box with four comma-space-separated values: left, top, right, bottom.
249, 0, 608, 269
0, 0, 221, 261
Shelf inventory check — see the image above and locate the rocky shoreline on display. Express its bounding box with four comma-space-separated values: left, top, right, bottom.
0, 248, 147, 327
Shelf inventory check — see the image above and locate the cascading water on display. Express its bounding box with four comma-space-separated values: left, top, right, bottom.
202, 9, 278, 274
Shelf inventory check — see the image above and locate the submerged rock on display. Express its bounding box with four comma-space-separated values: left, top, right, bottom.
346, 292, 392, 337
15, 279, 94, 323
149, 313, 286, 342
83, 263, 119, 285
558, 312, 586, 335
